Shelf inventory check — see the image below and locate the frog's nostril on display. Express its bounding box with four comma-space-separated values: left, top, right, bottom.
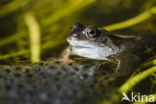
73, 33, 77, 37
67, 33, 78, 42
69, 32, 77, 38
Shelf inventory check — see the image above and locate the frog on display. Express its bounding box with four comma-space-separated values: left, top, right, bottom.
66, 22, 156, 77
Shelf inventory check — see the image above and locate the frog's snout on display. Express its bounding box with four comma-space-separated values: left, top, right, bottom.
67, 23, 86, 42
67, 32, 78, 43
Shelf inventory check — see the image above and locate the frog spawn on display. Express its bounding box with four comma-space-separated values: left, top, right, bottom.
0, 60, 118, 104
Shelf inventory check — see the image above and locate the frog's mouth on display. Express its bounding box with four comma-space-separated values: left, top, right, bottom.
67, 39, 104, 48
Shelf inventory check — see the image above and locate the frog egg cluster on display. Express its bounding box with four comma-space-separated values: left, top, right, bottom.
0, 60, 116, 104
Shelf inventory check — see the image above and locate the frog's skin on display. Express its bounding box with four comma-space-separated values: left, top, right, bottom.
67, 23, 156, 76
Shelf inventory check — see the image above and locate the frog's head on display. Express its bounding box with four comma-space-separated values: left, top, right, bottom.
67, 23, 121, 59
67, 23, 107, 47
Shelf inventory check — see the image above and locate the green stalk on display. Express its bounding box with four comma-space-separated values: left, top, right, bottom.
24, 11, 41, 63
103, 6, 156, 31
119, 66, 156, 93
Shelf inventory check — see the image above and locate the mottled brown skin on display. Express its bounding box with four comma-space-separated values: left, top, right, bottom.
67, 23, 156, 77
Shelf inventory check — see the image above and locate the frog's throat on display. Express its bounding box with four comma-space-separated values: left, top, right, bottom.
71, 39, 125, 60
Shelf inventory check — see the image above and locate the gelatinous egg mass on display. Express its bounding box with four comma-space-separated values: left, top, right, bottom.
0, 60, 117, 104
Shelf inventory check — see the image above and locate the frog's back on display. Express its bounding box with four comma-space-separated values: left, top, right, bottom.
107, 32, 156, 53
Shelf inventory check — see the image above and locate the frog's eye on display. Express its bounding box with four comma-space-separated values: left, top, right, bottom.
87, 27, 97, 38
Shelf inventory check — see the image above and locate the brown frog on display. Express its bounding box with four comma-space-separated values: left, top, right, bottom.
66, 23, 156, 76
